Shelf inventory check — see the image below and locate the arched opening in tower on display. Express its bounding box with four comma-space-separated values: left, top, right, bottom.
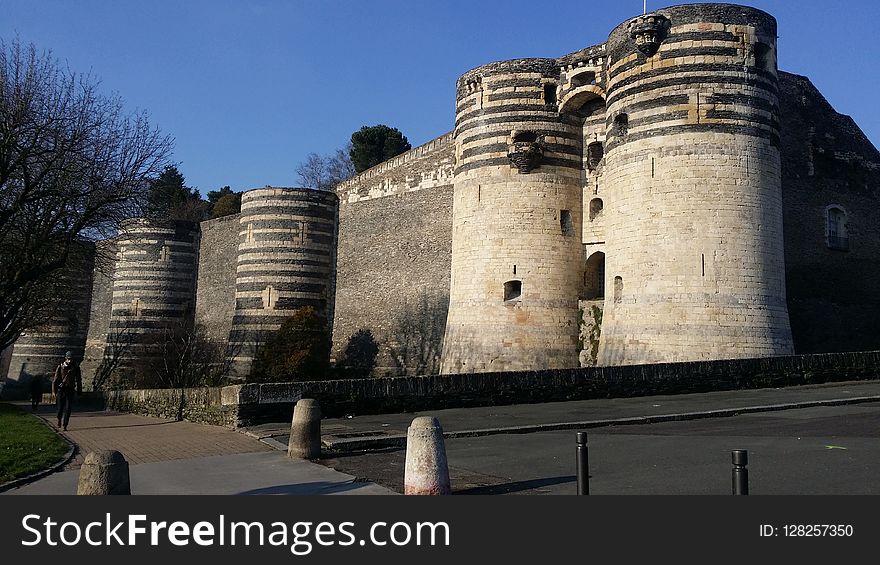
583, 252, 605, 299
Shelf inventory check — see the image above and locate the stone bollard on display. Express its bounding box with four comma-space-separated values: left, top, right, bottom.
288, 398, 321, 459
76, 450, 131, 495
404, 416, 451, 495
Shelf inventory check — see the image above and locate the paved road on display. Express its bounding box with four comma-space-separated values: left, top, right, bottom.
319, 402, 880, 495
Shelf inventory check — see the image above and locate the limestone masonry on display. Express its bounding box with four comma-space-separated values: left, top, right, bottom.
4, 3, 880, 386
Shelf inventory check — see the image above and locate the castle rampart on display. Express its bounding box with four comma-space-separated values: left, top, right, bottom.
335, 132, 454, 204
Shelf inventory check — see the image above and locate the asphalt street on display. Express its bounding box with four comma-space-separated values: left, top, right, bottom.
319, 402, 880, 495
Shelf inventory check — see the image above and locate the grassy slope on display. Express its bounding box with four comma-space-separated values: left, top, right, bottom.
0, 403, 69, 484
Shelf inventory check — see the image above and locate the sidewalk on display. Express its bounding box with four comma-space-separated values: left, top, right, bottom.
3, 404, 394, 495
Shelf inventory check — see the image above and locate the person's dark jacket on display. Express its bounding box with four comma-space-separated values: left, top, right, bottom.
52, 361, 82, 395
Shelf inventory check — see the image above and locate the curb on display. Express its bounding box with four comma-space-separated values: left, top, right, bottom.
0, 411, 78, 493
318, 394, 880, 452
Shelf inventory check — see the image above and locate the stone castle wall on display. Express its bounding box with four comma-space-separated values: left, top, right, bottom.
778, 74, 880, 353
332, 184, 453, 375
194, 214, 240, 346
80, 241, 117, 388
335, 132, 454, 204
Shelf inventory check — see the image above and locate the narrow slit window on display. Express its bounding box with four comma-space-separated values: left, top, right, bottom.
544, 83, 557, 105
613, 113, 628, 137
504, 280, 522, 302
826, 206, 849, 250
613, 276, 623, 304
560, 210, 573, 235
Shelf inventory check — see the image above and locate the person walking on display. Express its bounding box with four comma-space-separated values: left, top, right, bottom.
52, 351, 82, 431
29, 374, 43, 411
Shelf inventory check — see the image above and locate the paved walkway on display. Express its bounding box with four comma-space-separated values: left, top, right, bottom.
37, 405, 272, 469
3, 403, 394, 495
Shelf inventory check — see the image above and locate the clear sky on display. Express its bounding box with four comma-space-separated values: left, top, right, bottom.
2, 0, 878, 195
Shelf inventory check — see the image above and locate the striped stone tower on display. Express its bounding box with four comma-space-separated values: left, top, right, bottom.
105, 219, 199, 370
440, 59, 584, 374
597, 4, 794, 365
6, 244, 95, 383
227, 187, 339, 378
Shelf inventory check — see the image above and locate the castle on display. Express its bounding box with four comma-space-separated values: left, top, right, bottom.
3, 3, 880, 387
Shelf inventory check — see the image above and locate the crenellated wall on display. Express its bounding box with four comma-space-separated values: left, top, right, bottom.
335, 133, 454, 204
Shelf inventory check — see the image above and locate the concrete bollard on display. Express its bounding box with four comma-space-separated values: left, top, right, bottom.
76, 450, 131, 495
288, 398, 321, 459
404, 416, 451, 495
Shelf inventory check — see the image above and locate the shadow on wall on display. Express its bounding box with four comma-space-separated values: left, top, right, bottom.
386, 290, 448, 377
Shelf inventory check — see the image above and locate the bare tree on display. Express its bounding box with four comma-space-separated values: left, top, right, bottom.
91, 324, 134, 391
388, 289, 448, 376
295, 145, 355, 190
0, 39, 173, 350
135, 322, 226, 390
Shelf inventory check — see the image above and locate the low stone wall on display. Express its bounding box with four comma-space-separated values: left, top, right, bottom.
75, 350, 880, 428
103, 387, 234, 427
227, 350, 880, 426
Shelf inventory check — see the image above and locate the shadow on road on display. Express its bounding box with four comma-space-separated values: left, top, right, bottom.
455, 475, 576, 495
237, 480, 371, 495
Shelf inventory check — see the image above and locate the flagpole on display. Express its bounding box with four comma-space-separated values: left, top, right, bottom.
644, 1, 647, 14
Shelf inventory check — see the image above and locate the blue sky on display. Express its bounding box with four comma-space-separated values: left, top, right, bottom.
2, 0, 878, 195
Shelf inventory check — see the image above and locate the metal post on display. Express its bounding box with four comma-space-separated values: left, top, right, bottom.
732, 449, 749, 495
576, 432, 589, 495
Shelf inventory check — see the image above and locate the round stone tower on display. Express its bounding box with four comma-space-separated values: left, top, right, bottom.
440, 58, 585, 374
597, 4, 794, 365
227, 187, 339, 377
106, 219, 199, 369
6, 243, 95, 383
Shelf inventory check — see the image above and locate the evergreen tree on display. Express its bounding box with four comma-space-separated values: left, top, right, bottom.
210, 192, 242, 219
349, 125, 411, 173
145, 165, 200, 220
207, 186, 234, 205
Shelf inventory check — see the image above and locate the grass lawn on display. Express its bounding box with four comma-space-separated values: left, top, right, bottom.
0, 403, 69, 484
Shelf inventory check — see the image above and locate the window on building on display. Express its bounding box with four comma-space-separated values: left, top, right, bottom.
613, 113, 628, 137
584, 252, 605, 299
589, 198, 604, 221
754, 42, 774, 72
613, 276, 623, 304
513, 131, 538, 144
560, 210, 573, 236
504, 280, 522, 302
826, 206, 849, 251
544, 83, 557, 105
571, 71, 597, 88
587, 141, 604, 171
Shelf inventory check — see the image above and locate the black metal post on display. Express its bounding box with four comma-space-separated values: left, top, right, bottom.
732, 449, 748, 495
576, 432, 589, 495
